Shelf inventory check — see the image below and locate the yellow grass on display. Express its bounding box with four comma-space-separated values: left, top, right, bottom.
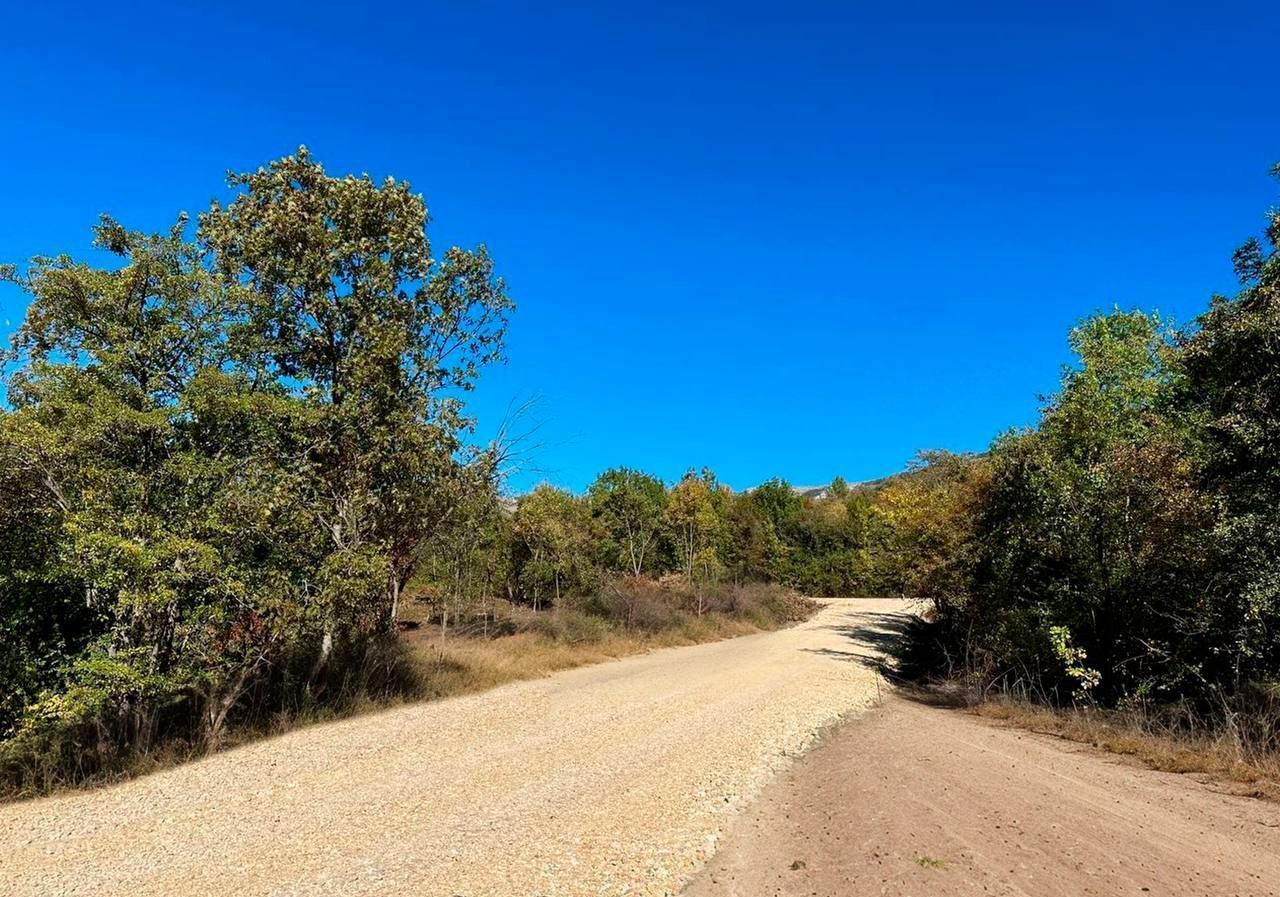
407, 615, 766, 701
973, 697, 1280, 800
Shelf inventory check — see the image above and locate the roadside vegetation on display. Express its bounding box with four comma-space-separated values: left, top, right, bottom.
972, 698, 1280, 799
889, 163, 1280, 792
405, 580, 817, 700
0, 150, 838, 799
4, 148, 1279, 801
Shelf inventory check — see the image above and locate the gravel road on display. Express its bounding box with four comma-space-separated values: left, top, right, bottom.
0, 598, 905, 897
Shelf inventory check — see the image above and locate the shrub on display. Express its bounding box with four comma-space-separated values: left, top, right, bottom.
526, 609, 613, 645
725, 583, 819, 627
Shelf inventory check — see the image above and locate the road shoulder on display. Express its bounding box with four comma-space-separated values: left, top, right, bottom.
683, 695, 1280, 897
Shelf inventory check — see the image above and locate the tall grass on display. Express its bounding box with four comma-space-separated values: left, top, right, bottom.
406, 579, 817, 698
0, 635, 425, 800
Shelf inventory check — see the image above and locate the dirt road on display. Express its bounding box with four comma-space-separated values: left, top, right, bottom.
0, 599, 904, 897
684, 695, 1280, 897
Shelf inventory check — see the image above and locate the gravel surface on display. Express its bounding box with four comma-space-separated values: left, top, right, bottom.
0, 598, 906, 897
685, 695, 1280, 897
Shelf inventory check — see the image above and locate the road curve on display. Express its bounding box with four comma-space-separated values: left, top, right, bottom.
0, 598, 908, 897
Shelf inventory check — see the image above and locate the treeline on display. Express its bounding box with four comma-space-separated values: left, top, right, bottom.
895, 165, 1280, 732
0, 150, 513, 784
413, 469, 908, 628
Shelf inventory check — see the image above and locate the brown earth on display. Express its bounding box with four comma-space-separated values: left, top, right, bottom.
683, 694, 1280, 897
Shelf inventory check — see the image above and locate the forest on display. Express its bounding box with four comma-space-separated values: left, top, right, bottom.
2, 150, 1278, 794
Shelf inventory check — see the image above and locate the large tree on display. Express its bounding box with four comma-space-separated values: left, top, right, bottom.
0, 149, 511, 761
1178, 164, 1280, 691
512, 485, 596, 608
665, 470, 725, 585
0, 217, 301, 747
199, 148, 513, 632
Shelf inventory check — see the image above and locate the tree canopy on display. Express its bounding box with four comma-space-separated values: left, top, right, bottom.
0, 149, 511, 764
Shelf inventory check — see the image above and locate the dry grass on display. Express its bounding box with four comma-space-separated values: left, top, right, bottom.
971, 696, 1280, 800
398, 579, 819, 703
0, 622, 764, 803
406, 614, 771, 701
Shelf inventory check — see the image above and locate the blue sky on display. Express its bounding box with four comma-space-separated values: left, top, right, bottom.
3, 2, 1278, 492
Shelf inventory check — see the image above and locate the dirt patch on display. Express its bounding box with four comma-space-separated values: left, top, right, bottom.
684, 696, 1280, 897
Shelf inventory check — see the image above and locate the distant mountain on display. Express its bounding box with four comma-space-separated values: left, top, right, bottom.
789, 479, 886, 500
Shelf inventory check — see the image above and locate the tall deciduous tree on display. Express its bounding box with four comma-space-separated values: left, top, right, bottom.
588, 468, 667, 576
0, 149, 511, 756
512, 485, 595, 608
665, 470, 724, 585
719, 494, 785, 585
1178, 164, 1280, 689
199, 148, 513, 631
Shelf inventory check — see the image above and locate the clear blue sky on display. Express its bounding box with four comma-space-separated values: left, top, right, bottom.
3, 2, 1278, 492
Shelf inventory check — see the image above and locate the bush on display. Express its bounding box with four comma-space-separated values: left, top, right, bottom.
537, 577, 815, 639
0, 634, 424, 800
525, 609, 613, 645
725, 583, 820, 627
577, 577, 686, 633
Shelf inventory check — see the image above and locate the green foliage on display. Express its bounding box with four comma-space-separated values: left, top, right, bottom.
0, 149, 509, 783
512, 484, 597, 607
749, 477, 803, 536
493, 467, 894, 612
718, 493, 786, 583
11, 149, 1280, 795
666, 470, 727, 585
896, 164, 1280, 710
1177, 176, 1280, 691
412, 461, 511, 632
588, 468, 667, 576
199, 147, 512, 615
1048, 626, 1101, 699
902, 310, 1220, 702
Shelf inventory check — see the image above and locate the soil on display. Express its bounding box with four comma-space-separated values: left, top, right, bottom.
683, 694, 1280, 897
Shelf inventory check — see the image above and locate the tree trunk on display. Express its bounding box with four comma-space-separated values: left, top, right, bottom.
204, 655, 264, 747
308, 627, 334, 688
388, 575, 401, 629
